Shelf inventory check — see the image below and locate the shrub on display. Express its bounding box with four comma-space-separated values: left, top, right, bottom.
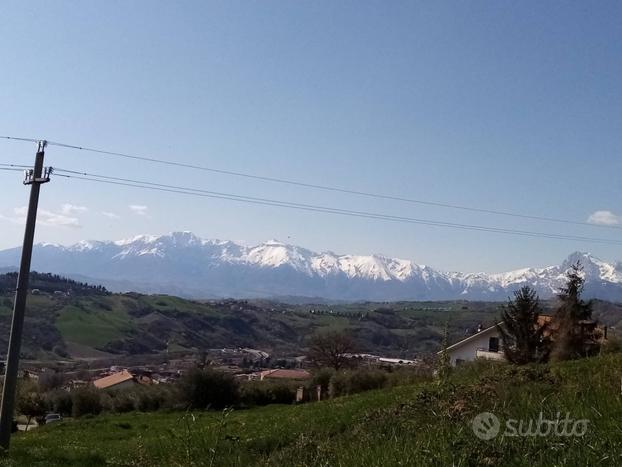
45, 389, 73, 416
328, 369, 390, 398
240, 382, 273, 406
310, 368, 334, 392
329, 372, 349, 398
240, 381, 297, 407
110, 391, 136, 413
72, 387, 103, 417
347, 369, 387, 394
178, 369, 239, 410
134, 385, 173, 411
38, 371, 65, 391
269, 382, 297, 404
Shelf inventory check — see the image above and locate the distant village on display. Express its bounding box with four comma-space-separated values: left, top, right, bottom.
10, 346, 425, 402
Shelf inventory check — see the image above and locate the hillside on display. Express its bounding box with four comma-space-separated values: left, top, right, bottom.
7, 354, 622, 465
2, 272, 621, 361
0, 273, 495, 360
0, 232, 620, 301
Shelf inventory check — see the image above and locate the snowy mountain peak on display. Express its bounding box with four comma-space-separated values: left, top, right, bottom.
0, 233, 620, 301
561, 251, 595, 268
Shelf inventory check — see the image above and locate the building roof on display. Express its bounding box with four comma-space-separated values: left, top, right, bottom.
259, 369, 311, 380
93, 369, 135, 389
438, 323, 502, 354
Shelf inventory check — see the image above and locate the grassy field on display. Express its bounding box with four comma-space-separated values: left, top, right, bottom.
56, 304, 133, 347
4, 354, 622, 466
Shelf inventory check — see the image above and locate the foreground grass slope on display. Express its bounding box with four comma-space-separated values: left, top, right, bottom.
5, 354, 622, 466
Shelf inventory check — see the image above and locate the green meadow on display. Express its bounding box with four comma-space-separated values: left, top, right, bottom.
4, 354, 622, 466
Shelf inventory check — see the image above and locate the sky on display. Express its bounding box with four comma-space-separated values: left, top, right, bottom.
0, 0, 620, 273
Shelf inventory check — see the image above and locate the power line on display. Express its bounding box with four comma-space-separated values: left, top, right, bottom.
1, 135, 617, 231
0, 168, 26, 172
0, 164, 32, 170
52, 167, 622, 246
0, 136, 40, 144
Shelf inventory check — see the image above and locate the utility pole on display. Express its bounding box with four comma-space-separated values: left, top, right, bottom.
0, 141, 51, 451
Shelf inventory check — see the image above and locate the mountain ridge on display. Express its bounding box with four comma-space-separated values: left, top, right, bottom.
0, 231, 620, 301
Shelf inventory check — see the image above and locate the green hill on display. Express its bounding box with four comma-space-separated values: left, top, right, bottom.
0, 273, 499, 359
1, 272, 621, 361
5, 354, 622, 466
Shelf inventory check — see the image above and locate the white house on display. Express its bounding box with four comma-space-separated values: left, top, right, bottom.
441, 324, 506, 366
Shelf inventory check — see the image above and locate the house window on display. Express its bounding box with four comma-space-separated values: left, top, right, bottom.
488, 337, 499, 352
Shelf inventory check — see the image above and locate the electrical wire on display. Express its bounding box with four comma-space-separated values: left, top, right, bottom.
0, 163, 32, 169
52, 167, 622, 246
1, 135, 616, 231
0, 136, 40, 144
0, 167, 25, 172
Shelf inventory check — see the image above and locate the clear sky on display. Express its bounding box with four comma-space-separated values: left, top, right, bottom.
0, 1, 620, 273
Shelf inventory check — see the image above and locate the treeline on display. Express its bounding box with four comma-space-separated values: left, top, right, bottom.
15, 370, 311, 421
0, 272, 108, 295
14, 364, 431, 424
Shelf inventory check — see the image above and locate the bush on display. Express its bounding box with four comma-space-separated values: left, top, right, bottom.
329, 372, 349, 398
178, 369, 239, 410
45, 389, 73, 416
109, 391, 135, 413
311, 368, 334, 392
347, 369, 387, 394
328, 369, 390, 398
72, 387, 103, 417
240, 382, 273, 406
38, 371, 65, 391
134, 385, 173, 411
240, 381, 297, 406
269, 382, 297, 404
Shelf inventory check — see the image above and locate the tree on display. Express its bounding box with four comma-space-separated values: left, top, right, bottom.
71, 387, 103, 417
307, 331, 357, 370
497, 286, 546, 364
17, 384, 46, 431
178, 368, 239, 410
551, 261, 594, 361
38, 371, 65, 391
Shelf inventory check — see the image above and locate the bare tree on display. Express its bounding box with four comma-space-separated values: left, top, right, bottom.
307, 331, 357, 370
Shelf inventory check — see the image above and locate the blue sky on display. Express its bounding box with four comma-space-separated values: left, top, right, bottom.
0, 0, 620, 272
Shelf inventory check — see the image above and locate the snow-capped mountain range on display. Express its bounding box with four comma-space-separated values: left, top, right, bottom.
0, 231, 620, 301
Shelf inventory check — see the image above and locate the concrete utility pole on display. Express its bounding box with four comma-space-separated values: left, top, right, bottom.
0, 141, 51, 451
